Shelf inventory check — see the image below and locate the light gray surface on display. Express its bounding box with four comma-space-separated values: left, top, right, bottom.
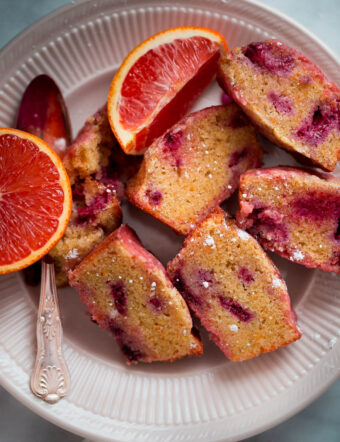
1, 0, 340, 441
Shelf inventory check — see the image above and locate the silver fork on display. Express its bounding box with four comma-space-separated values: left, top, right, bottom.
30, 257, 70, 404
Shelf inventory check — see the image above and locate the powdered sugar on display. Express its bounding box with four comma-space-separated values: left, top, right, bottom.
292, 250, 304, 261
272, 278, 284, 288
54, 137, 67, 152
229, 324, 238, 332
65, 248, 79, 260
237, 230, 249, 241
203, 235, 216, 249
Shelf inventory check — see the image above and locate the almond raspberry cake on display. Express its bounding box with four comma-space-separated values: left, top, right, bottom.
218, 39, 340, 171
69, 225, 202, 363
127, 104, 262, 235
167, 208, 301, 361
237, 167, 340, 273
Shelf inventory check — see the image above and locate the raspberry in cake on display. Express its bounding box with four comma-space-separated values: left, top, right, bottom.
68, 225, 202, 363
237, 166, 340, 274
126, 104, 262, 235
217, 39, 340, 171
167, 207, 301, 361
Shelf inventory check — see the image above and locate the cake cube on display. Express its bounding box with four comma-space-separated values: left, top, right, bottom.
237, 166, 340, 274
167, 208, 301, 361
126, 104, 262, 235
49, 177, 122, 287
69, 225, 202, 363
63, 104, 141, 187
218, 40, 340, 171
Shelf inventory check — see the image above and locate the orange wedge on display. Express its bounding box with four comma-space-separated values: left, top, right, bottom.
108, 26, 228, 154
0, 128, 72, 274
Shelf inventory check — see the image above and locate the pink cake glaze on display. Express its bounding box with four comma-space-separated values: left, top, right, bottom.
113, 224, 173, 279
167, 208, 301, 361
127, 104, 262, 235
237, 166, 340, 274
68, 225, 202, 363
218, 39, 340, 171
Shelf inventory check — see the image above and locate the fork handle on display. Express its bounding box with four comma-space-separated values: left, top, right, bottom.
30, 258, 70, 403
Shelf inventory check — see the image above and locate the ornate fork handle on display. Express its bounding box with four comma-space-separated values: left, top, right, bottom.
30, 258, 70, 403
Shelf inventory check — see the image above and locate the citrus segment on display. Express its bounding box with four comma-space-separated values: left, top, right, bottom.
119, 36, 221, 130
108, 27, 228, 154
0, 129, 72, 274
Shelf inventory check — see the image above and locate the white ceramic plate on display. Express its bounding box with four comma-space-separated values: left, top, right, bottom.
0, 1, 339, 441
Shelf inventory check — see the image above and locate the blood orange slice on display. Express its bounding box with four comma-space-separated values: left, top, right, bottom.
0, 128, 72, 274
108, 27, 228, 154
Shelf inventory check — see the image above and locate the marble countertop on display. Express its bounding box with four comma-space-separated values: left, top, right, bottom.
0, 0, 339, 441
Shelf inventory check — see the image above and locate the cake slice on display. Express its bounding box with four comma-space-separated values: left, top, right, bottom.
217, 39, 340, 171
49, 177, 122, 286
126, 104, 262, 235
68, 225, 202, 363
167, 208, 301, 361
237, 167, 340, 274
63, 104, 141, 187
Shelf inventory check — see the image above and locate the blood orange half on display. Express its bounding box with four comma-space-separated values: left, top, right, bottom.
0, 128, 72, 274
108, 27, 228, 154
